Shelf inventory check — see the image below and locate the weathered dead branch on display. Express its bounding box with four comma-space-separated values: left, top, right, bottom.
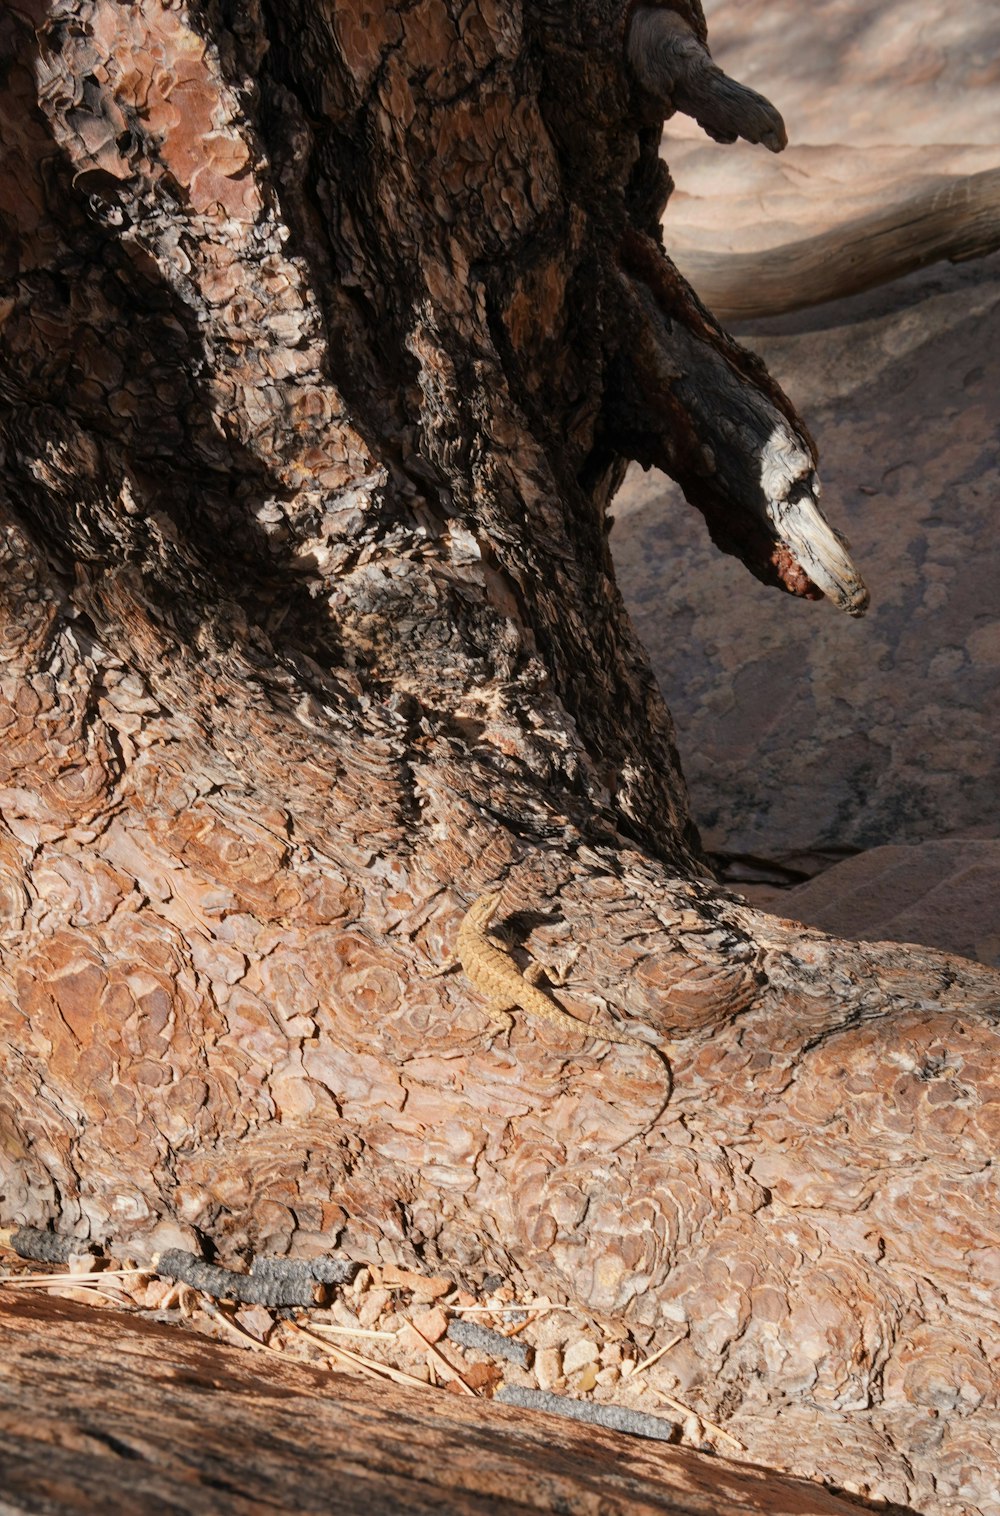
676, 166, 1000, 320
627, 6, 786, 150
606, 231, 869, 612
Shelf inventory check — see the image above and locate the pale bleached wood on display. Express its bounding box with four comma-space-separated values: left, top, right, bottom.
676, 166, 1000, 319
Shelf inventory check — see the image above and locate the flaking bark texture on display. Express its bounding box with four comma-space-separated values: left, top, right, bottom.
0, 3, 997, 1511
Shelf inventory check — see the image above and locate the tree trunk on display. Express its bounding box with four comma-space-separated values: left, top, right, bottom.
0, 3, 997, 1512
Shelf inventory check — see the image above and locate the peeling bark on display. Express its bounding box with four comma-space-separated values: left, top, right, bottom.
0, 3, 997, 1513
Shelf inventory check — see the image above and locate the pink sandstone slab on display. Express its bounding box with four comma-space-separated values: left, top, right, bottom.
612, 0, 1000, 965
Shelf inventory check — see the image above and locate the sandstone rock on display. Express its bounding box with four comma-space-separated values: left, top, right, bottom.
739, 840, 1000, 966
613, 1, 1000, 892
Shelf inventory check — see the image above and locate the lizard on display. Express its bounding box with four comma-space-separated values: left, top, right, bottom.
457, 888, 671, 1057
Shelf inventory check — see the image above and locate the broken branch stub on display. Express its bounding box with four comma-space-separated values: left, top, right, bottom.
627, 7, 787, 151
615, 10, 866, 614
608, 235, 870, 615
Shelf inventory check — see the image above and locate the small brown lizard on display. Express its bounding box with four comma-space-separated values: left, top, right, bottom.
457, 889, 666, 1054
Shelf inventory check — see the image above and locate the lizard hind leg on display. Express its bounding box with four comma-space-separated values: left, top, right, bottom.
484, 998, 516, 1049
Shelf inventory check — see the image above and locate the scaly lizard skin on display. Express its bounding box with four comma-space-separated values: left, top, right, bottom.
457, 889, 661, 1052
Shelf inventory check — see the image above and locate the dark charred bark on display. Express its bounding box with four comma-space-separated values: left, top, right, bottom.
0, 3, 997, 1512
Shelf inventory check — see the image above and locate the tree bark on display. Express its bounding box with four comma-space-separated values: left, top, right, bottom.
0, 3, 997, 1513
0, 1293, 900, 1516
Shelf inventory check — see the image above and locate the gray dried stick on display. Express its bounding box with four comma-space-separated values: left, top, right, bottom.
156, 1250, 358, 1307
447, 1317, 532, 1370
497, 1385, 680, 1443
6, 1227, 87, 1266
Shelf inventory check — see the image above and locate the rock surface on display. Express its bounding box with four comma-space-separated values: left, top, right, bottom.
612, 0, 1000, 964
738, 839, 1000, 968
662, 0, 1000, 260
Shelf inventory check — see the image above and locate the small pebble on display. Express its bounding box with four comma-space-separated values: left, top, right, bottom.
411, 1306, 448, 1344
234, 1304, 274, 1340
139, 1278, 178, 1311
681, 1413, 702, 1445
563, 1338, 600, 1375
330, 1298, 359, 1327
534, 1346, 563, 1390
347, 1267, 371, 1297
67, 1254, 99, 1274
530, 1315, 573, 1350
357, 1287, 390, 1327
381, 1265, 453, 1302
464, 1361, 502, 1393
411, 1279, 452, 1305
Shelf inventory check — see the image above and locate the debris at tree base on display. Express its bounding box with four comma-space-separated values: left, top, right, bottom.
497, 1384, 680, 1442
155, 1249, 359, 1308
0, 1235, 749, 1464
0, 1290, 896, 1516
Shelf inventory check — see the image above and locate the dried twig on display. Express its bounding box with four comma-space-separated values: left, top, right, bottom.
155, 1249, 356, 1308
447, 1318, 531, 1369
286, 1321, 431, 1392
630, 1330, 687, 1377
402, 1320, 477, 1397
496, 1386, 679, 1443
302, 1320, 398, 1342
656, 1392, 747, 1453
1, 1268, 146, 1287
202, 1302, 274, 1353
2, 1227, 96, 1266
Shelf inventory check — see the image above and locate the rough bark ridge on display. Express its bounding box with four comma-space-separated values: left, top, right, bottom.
0, 3, 997, 1511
